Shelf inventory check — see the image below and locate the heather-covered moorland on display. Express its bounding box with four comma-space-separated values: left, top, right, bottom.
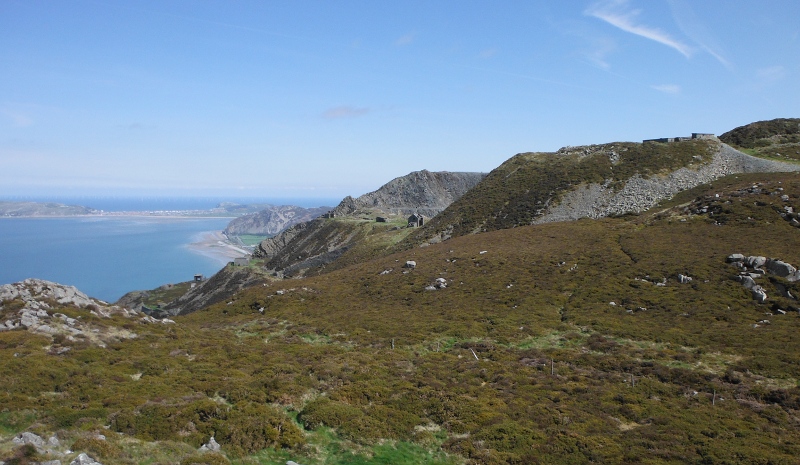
4, 170, 800, 464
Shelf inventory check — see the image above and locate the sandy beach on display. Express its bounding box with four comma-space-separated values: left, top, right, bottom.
187, 231, 252, 265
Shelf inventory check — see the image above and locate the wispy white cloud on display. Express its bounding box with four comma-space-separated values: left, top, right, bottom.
757, 65, 787, 83
667, 0, 731, 69
322, 106, 370, 120
651, 84, 681, 94
584, 36, 616, 69
394, 32, 417, 46
585, 0, 692, 57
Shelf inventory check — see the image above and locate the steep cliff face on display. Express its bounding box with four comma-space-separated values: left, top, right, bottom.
223, 205, 331, 236
252, 170, 486, 277
163, 265, 268, 316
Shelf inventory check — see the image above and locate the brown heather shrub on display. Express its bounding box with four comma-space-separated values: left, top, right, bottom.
71, 436, 122, 460
1, 444, 39, 465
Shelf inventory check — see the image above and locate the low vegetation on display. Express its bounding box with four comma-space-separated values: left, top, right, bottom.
4, 171, 800, 463
399, 139, 715, 247
720, 118, 800, 161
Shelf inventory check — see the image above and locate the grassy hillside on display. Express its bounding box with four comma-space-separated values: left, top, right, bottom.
258, 215, 413, 278
4, 172, 800, 464
720, 118, 800, 161
398, 140, 715, 247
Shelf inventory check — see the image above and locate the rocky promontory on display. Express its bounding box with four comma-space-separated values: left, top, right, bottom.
330, 170, 486, 217
223, 204, 331, 236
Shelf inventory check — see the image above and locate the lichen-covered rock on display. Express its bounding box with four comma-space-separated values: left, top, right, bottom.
199, 436, 221, 452
752, 286, 768, 303
12, 431, 46, 450
745, 256, 767, 268
70, 453, 101, 465
765, 259, 799, 280
0, 279, 140, 345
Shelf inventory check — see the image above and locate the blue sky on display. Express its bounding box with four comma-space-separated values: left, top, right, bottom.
1, 0, 798, 200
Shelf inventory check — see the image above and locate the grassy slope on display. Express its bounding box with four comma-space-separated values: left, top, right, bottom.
4, 172, 800, 463
720, 117, 800, 162
398, 140, 715, 248
262, 215, 412, 277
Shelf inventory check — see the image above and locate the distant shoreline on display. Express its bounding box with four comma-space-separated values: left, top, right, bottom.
0, 213, 239, 219
186, 231, 251, 265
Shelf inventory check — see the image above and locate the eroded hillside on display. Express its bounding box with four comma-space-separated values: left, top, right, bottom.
400, 139, 799, 247
251, 170, 485, 278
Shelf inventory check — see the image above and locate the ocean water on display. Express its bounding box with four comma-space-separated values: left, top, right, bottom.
7, 196, 339, 211
0, 216, 233, 303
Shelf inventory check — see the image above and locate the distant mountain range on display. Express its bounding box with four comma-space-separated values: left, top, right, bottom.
0, 201, 98, 217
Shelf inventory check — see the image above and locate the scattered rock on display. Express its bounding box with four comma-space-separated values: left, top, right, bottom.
752, 286, 768, 304
404, 261, 416, 269
745, 256, 767, 268
13, 432, 46, 450
765, 259, 800, 281
736, 275, 758, 290
199, 436, 221, 452
70, 453, 101, 465
678, 274, 692, 284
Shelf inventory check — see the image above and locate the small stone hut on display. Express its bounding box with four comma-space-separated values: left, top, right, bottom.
408, 213, 424, 227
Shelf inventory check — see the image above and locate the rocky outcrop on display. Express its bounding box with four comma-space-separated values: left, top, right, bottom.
535, 143, 800, 223
10, 432, 63, 460
0, 279, 160, 347
253, 221, 314, 261
164, 265, 268, 316
223, 205, 331, 236
251, 170, 485, 277
199, 436, 221, 452
0, 278, 100, 308
330, 170, 486, 217
728, 254, 800, 304
70, 453, 102, 465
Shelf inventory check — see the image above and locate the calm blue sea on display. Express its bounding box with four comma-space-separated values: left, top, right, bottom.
7, 196, 339, 211
0, 216, 233, 303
